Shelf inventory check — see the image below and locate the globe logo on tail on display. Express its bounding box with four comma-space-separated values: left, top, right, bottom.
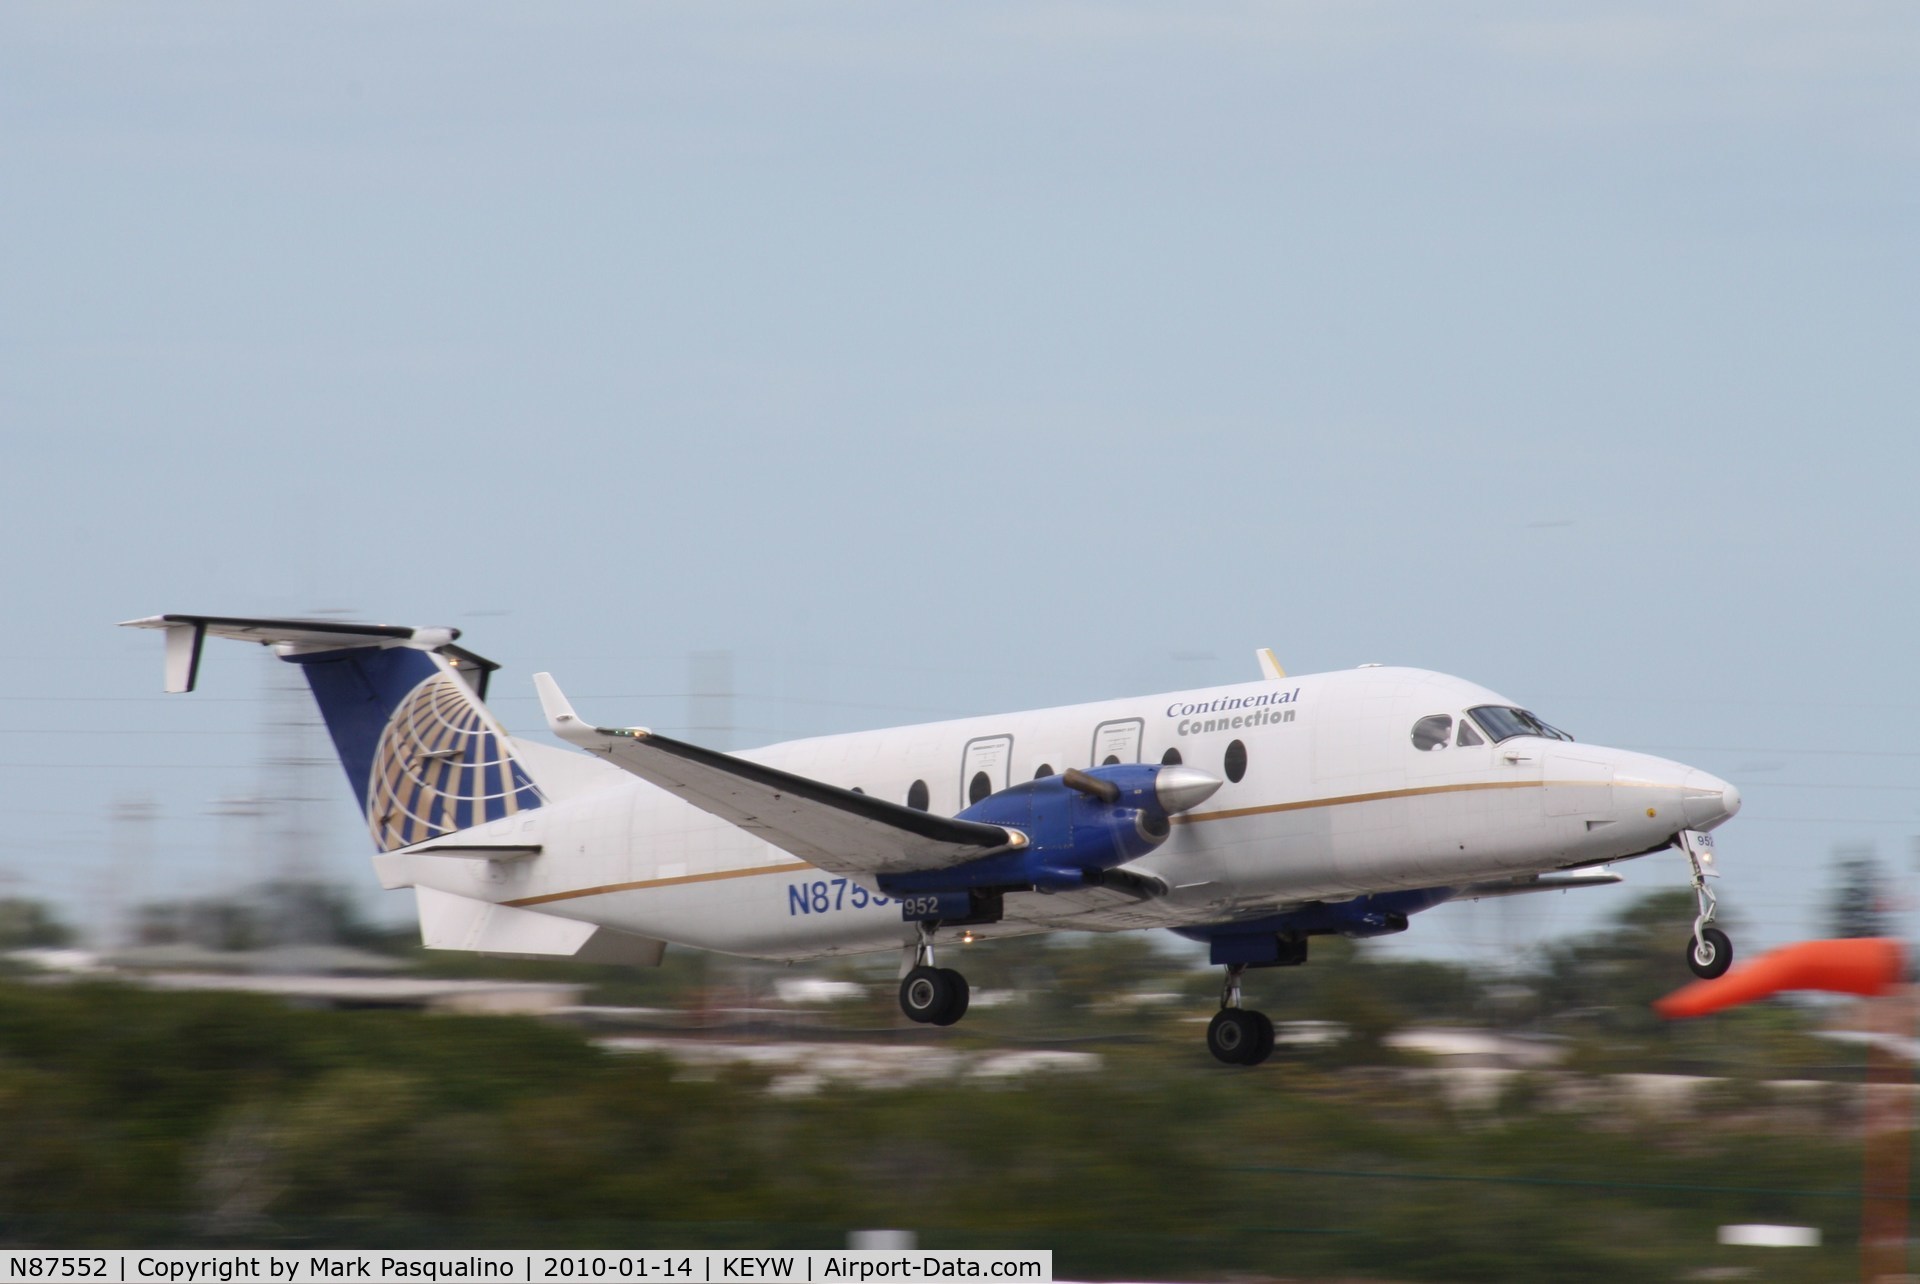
366, 673, 543, 851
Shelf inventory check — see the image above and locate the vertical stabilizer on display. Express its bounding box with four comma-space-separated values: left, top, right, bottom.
291, 645, 543, 850
123, 614, 545, 852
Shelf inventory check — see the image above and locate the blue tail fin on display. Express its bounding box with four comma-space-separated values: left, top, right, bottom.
123, 615, 545, 852
290, 646, 544, 851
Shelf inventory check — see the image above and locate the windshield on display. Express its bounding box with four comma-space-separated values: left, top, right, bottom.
1468, 705, 1574, 744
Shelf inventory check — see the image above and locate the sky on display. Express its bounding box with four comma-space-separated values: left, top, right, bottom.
2, 3, 1916, 969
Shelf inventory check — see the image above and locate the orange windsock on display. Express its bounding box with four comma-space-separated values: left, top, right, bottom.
1654, 937, 1907, 1020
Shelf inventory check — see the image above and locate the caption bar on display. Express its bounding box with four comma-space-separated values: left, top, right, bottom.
0, 1253, 1050, 1284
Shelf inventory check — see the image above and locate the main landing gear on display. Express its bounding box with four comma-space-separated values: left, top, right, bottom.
1681, 829, 1733, 980
898, 926, 970, 1027
1208, 963, 1275, 1066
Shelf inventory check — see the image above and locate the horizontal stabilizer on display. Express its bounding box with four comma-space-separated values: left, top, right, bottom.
122, 614, 500, 697
405, 844, 542, 861
414, 887, 665, 964
532, 672, 1022, 877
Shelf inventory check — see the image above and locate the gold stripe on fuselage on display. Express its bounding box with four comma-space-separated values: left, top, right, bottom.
503, 860, 816, 907
1173, 777, 1560, 824
497, 777, 1624, 908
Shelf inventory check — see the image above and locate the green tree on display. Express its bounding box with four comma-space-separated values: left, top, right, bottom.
131, 880, 412, 953
0, 898, 73, 949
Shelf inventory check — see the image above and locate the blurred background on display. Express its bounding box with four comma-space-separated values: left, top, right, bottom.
2, 2, 1916, 1277
0, 880, 1896, 1281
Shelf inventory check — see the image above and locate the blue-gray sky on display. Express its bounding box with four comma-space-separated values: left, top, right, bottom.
4, 4, 1916, 964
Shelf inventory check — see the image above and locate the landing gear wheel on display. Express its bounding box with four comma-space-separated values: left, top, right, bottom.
1207, 1010, 1249, 1063
930, 968, 970, 1026
1208, 1009, 1273, 1066
1248, 1010, 1275, 1066
899, 966, 969, 1025
1687, 926, 1733, 979
900, 966, 950, 1023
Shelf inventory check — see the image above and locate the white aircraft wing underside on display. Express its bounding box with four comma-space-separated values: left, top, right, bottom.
533, 674, 1023, 877
1451, 867, 1623, 900
1011, 889, 1189, 932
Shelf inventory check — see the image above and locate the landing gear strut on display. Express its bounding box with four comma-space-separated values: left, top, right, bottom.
1681, 830, 1733, 980
899, 925, 970, 1026
1207, 963, 1275, 1066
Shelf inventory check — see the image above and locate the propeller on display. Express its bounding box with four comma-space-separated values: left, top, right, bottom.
1061, 765, 1223, 814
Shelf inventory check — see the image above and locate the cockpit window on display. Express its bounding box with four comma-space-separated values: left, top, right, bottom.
1411, 715, 1452, 751
1456, 720, 1485, 747
1468, 705, 1574, 744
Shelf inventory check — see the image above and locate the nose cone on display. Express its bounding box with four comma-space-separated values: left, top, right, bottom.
1682, 769, 1742, 832
1155, 766, 1223, 815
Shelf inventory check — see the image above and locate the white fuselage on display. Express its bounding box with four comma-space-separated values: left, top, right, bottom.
372, 665, 1738, 962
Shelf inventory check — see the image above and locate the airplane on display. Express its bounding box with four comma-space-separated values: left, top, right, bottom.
125, 614, 1742, 1066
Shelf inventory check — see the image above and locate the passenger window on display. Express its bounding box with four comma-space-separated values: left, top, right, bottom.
1102, 755, 1121, 766
1411, 715, 1452, 752
1161, 747, 1183, 766
1224, 739, 1247, 783
850, 786, 865, 795
968, 771, 992, 805
1456, 721, 1484, 747
1034, 763, 1054, 779
907, 780, 929, 811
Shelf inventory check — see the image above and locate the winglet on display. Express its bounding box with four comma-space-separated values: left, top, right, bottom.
531, 672, 590, 744
534, 672, 651, 750
1256, 648, 1286, 680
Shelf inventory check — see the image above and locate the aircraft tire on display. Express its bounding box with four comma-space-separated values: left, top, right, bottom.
1687, 927, 1733, 980
930, 968, 971, 1026
1245, 1010, 1276, 1066
900, 966, 955, 1024
1207, 1009, 1261, 1065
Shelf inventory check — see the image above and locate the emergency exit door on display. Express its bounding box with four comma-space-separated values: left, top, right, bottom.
1089, 718, 1144, 766
960, 735, 1014, 807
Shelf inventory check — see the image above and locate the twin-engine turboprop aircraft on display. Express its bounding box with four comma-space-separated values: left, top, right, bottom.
127, 615, 1742, 1066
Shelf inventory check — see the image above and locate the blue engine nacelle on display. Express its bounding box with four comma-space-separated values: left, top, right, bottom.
877, 763, 1220, 899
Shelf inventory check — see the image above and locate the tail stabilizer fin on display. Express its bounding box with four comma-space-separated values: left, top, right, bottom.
123, 614, 542, 851
124, 614, 500, 697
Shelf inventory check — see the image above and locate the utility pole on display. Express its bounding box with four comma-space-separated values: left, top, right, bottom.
687, 649, 735, 751
105, 795, 158, 949
687, 649, 737, 1032
259, 643, 335, 946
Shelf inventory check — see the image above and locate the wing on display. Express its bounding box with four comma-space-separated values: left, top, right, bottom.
532, 674, 1024, 877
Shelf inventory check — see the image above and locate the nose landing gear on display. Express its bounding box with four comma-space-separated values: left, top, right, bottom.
1207, 963, 1275, 1066
1681, 830, 1733, 980
1688, 926, 1732, 979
